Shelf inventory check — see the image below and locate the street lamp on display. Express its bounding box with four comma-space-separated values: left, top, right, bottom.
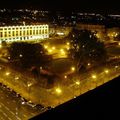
48, 49, 52, 53
5, 72, 10, 76
92, 75, 97, 79
15, 76, 19, 80
104, 69, 109, 74
87, 63, 91, 66
64, 75, 67, 79
52, 46, 55, 50
19, 54, 23, 58
27, 82, 33, 100
75, 81, 80, 85
71, 66, 75, 72
55, 88, 62, 94
44, 45, 48, 49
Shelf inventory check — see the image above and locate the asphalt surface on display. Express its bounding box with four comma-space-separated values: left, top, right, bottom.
0, 83, 45, 120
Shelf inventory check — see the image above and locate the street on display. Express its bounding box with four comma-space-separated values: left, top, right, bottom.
0, 83, 45, 120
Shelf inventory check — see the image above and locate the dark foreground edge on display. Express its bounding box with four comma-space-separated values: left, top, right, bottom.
30, 75, 120, 120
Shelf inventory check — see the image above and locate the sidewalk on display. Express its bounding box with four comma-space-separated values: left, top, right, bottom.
0, 62, 120, 108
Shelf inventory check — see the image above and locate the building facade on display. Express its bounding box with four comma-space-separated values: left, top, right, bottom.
0, 24, 49, 43
76, 24, 105, 32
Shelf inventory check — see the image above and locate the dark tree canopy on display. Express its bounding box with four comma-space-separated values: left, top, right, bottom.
8, 42, 52, 69
68, 29, 108, 71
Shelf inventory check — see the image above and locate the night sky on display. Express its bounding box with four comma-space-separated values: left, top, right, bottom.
0, 0, 120, 14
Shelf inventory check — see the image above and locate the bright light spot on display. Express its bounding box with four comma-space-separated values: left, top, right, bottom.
75, 81, 80, 85
57, 32, 64, 35
71, 66, 75, 71
52, 46, 55, 50
44, 45, 48, 49
5, 72, 10, 76
60, 49, 64, 52
40, 66, 42, 70
64, 75, 67, 79
22, 101, 25, 105
28, 100, 32, 103
87, 63, 91, 66
48, 49, 52, 53
8, 56, 10, 59
27, 83, 32, 87
55, 88, 62, 94
105, 70, 109, 74
66, 42, 70, 45
60, 49, 65, 55
118, 42, 120, 46
92, 75, 97, 79
0, 44, 2, 48
0, 67, 2, 70
19, 54, 23, 58
15, 76, 19, 80
115, 65, 118, 68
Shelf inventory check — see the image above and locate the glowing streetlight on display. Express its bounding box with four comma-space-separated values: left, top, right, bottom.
52, 46, 55, 50
27, 82, 33, 100
71, 66, 75, 72
48, 49, 52, 53
105, 69, 109, 74
87, 63, 91, 66
44, 45, 48, 49
15, 76, 19, 80
75, 81, 80, 85
8, 56, 11, 60
5, 72, 10, 76
19, 54, 23, 58
60, 49, 64, 52
27, 83, 33, 87
66, 42, 70, 45
60, 49, 65, 55
64, 75, 67, 79
92, 75, 97, 79
55, 88, 62, 94
115, 65, 118, 68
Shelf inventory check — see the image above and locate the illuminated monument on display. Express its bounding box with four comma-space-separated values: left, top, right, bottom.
0, 24, 49, 43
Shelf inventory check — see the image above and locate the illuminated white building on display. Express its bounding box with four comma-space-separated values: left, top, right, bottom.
0, 24, 49, 43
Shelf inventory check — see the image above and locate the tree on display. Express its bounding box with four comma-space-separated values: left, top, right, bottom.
68, 29, 108, 72
1, 41, 7, 47
8, 42, 52, 70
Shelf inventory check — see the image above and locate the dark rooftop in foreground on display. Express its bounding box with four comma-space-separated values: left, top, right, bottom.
30, 75, 120, 120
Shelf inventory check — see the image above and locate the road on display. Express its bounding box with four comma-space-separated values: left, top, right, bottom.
0, 58, 120, 107
0, 83, 45, 120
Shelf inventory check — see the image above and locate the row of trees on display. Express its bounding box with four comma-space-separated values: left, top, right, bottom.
8, 42, 52, 69
67, 29, 108, 72
6, 42, 58, 88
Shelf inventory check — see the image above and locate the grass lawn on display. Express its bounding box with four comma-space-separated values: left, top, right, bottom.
49, 58, 74, 74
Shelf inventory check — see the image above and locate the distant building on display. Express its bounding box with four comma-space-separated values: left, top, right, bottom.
76, 24, 105, 32
49, 25, 72, 37
0, 24, 49, 43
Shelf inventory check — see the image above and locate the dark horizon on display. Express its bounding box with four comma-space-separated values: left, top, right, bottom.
0, 0, 120, 14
